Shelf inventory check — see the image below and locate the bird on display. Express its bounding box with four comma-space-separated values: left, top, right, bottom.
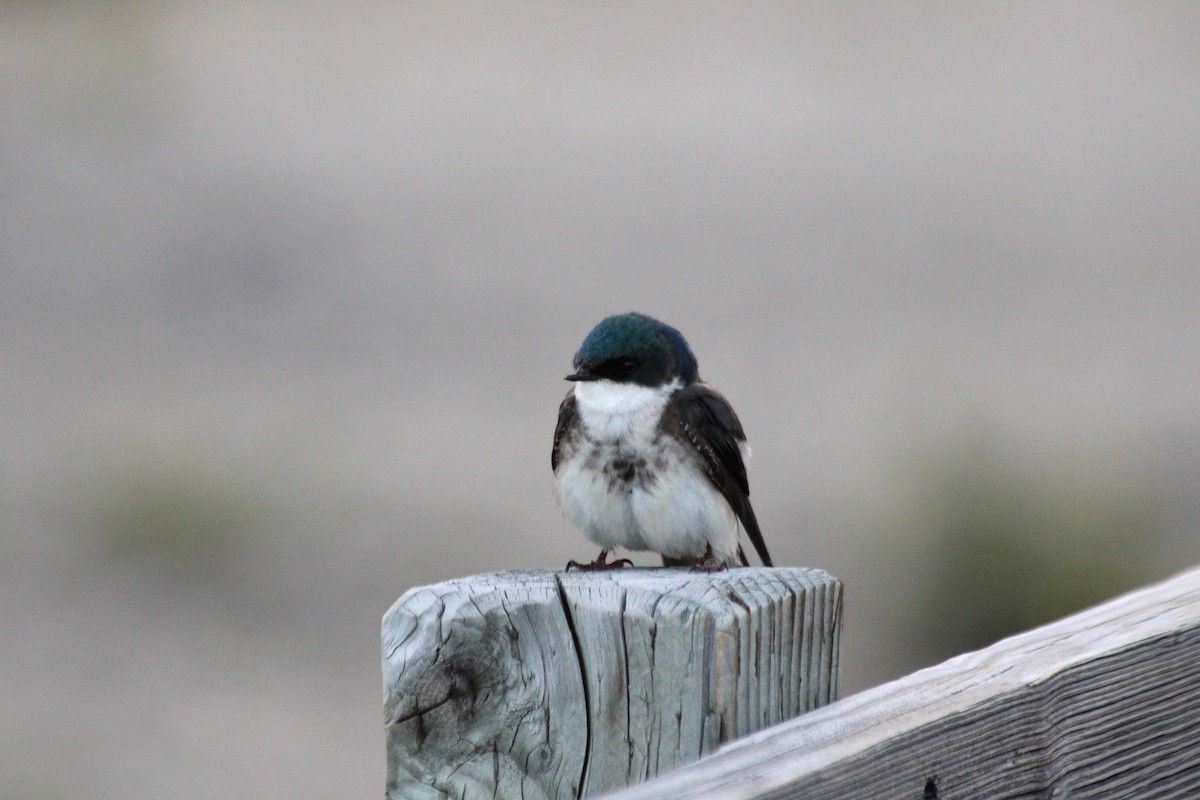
552, 312, 772, 570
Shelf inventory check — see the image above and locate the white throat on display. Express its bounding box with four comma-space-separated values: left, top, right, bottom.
573, 377, 681, 441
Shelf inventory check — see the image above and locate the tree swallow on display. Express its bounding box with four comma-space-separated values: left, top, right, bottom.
552, 312, 773, 570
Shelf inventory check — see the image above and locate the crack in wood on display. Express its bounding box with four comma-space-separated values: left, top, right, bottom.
554, 572, 591, 800
392, 692, 459, 725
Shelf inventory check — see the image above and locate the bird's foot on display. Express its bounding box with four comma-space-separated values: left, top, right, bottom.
689, 545, 728, 573
565, 550, 634, 571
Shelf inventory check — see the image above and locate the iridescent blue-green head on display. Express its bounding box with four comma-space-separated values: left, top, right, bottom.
567, 312, 699, 388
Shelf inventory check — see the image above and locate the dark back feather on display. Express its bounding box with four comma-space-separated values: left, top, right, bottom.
665, 384, 773, 567
551, 391, 577, 472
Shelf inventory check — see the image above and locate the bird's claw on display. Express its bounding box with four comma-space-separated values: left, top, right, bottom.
689, 544, 728, 573
565, 551, 633, 571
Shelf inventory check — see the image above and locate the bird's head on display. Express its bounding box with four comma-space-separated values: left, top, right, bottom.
567, 312, 698, 388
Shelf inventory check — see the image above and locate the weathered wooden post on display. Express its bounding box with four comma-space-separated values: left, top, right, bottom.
382, 567, 842, 799
604, 565, 1200, 800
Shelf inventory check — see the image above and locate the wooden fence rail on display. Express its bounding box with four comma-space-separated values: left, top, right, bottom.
605, 565, 1200, 800
382, 568, 842, 799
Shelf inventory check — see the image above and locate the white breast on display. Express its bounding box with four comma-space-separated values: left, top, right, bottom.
555, 377, 740, 564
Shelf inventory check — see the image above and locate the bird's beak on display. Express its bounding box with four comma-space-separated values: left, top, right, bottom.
565, 365, 598, 381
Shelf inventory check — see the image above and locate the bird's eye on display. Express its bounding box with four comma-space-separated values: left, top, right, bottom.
621, 359, 638, 373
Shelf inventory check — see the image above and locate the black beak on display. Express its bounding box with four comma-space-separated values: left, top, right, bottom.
566, 366, 598, 381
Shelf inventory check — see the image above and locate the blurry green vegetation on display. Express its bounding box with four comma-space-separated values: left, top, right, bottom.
95, 455, 265, 575
894, 436, 1163, 665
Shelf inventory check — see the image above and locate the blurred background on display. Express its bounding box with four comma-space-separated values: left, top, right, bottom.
3, 3, 1199, 798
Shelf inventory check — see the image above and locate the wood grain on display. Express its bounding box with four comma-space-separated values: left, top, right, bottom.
382, 568, 843, 799
605, 565, 1200, 800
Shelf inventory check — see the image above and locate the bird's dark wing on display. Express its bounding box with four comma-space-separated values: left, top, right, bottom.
664, 384, 773, 567
551, 390, 577, 473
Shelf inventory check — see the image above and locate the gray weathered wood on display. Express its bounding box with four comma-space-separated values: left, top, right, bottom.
382, 568, 842, 799
605, 565, 1200, 800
